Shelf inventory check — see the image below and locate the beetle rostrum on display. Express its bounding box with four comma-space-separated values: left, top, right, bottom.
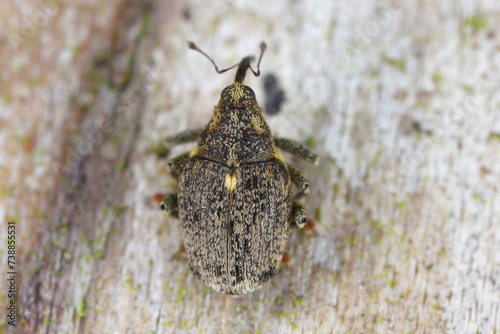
160, 42, 318, 295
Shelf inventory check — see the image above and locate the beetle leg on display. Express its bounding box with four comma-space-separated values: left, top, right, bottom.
274, 137, 318, 164
168, 151, 191, 180
165, 128, 204, 146
156, 128, 204, 158
160, 193, 179, 218
291, 201, 308, 229
288, 164, 310, 228
287, 163, 310, 201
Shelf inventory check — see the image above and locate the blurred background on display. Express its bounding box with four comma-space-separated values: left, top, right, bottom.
1, 0, 499, 333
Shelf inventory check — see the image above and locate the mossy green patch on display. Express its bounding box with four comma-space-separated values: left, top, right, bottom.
113, 204, 127, 215
76, 298, 86, 318
432, 72, 444, 85
381, 54, 406, 71
294, 295, 305, 306
464, 16, 487, 30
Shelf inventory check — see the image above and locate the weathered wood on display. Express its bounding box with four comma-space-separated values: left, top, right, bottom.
1, 0, 499, 333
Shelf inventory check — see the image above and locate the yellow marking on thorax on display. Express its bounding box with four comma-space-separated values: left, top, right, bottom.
189, 146, 198, 158
227, 144, 238, 166
208, 111, 221, 132
225, 172, 237, 192
251, 115, 265, 134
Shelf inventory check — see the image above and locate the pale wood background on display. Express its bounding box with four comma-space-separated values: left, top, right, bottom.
1, 0, 500, 333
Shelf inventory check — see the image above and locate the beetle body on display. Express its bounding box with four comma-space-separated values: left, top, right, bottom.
179, 83, 291, 294
160, 44, 316, 295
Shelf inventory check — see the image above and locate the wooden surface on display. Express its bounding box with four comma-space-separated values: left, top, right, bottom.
1, 0, 500, 333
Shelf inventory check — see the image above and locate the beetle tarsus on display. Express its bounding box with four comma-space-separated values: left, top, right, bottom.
287, 163, 310, 201
161, 193, 179, 218
291, 201, 308, 229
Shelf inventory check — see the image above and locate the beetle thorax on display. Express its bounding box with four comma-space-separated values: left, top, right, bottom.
196, 99, 275, 166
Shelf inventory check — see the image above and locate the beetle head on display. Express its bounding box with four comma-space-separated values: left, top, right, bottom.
220, 55, 259, 104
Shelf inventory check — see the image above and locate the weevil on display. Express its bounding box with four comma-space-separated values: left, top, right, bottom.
159, 42, 318, 295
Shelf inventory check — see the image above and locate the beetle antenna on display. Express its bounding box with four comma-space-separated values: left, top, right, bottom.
233, 42, 267, 84
249, 42, 266, 77
188, 42, 267, 83
187, 41, 239, 74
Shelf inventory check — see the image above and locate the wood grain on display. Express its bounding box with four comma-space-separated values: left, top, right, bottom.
1, 0, 499, 333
